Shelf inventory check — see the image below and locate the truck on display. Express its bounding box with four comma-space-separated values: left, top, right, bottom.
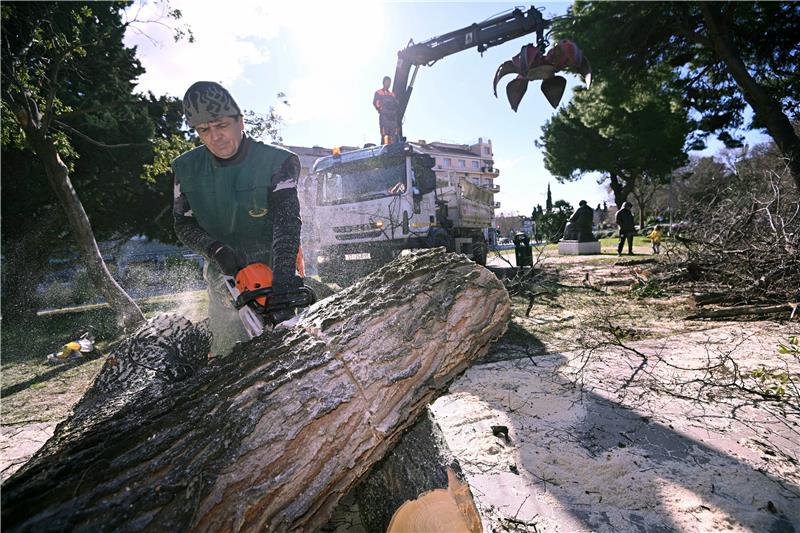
310, 141, 493, 284
304, 7, 589, 285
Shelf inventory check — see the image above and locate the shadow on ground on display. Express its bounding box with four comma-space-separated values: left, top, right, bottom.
433, 323, 799, 532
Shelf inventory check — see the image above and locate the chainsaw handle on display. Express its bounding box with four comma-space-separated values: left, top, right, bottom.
235, 285, 316, 312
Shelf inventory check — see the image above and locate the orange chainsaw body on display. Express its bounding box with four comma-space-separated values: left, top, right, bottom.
234, 251, 306, 308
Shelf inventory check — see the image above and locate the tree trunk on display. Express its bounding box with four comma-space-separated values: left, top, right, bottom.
355, 409, 459, 532
25, 127, 145, 332
1, 249, 511, 532
700, 2, 800, 191
609, 173, 635, 207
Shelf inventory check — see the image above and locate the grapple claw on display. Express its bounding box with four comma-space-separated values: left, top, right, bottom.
492, 38, 592, 110
541, 76, 567, 108
545, 39, 592, 86
493, 60, 517, 97
506, 78, 529, 112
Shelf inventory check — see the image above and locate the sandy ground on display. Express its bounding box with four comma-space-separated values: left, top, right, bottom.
431, 321, 799, 533
2, 252, 798, 533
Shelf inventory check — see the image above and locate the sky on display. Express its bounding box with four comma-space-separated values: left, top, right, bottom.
123, 1, 769, 217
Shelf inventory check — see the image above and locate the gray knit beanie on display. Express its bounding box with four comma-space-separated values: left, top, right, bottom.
183, 81, 241, 127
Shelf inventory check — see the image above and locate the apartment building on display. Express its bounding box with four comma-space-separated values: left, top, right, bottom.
413, 136, 499, 198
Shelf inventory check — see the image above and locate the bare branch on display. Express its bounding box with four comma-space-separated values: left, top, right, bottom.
54, 120, 150, 150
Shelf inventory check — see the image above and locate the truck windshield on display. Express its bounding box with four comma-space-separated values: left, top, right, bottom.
315, 158, 407, 205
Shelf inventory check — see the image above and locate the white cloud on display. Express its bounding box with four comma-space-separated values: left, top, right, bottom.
494, 155, 531, 171
123, 0, 279, 97
124, 0, 387, 112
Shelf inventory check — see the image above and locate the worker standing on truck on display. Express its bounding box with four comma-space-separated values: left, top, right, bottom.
373, 76, 400, 144
172, 81, 302, 356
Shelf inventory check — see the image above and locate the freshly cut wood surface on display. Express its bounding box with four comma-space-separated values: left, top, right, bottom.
387, 468, 482, 533
2, 249, 510, 532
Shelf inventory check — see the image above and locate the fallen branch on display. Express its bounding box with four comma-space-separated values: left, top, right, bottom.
686, 303, 797, 320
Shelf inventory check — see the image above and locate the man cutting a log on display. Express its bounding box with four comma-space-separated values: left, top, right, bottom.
172, 81, 302, 356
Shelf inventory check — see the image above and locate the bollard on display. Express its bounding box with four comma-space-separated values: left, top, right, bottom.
513, 232, 532, 267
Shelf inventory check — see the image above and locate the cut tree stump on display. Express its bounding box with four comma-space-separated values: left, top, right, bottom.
1, 249, 510, 532
354, 408, 458, 532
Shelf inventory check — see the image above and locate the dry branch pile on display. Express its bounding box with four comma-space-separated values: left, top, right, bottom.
663, 157, 799, 318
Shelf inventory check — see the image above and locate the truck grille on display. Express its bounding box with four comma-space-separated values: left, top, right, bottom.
333, 223, 375, 233
334, 231, 382, 241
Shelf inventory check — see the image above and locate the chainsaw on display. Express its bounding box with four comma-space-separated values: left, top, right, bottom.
223, 262, 316, 338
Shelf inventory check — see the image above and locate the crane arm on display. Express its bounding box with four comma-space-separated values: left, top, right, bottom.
391, 6, 549, 133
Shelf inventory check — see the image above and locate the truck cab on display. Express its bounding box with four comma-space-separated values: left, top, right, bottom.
307, 142, 489, 285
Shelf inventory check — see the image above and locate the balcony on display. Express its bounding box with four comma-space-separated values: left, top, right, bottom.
489, 184, 500, 193
494, 202, 501, 209
481, 166, 500, 175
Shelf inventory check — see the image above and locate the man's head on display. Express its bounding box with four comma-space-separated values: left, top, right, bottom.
622, 201, 632, 209
579, 200, 587, 207
382, 76, 391, 90
183, 81, 244, 159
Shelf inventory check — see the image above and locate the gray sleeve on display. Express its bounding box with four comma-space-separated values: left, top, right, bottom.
173, 173, 218, 258
268, 154, 302, 284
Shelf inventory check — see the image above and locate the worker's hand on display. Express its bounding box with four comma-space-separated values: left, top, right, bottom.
207, 241, 241, 277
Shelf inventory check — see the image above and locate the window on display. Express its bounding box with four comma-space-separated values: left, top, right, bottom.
316, 158, 406, 205
484, 147, 491, 155
443, 158, 451, 167
471, 160, 479, 170
458, 159, 465, 168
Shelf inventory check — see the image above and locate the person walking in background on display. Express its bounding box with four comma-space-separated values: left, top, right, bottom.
615, 201, 636, 256
648, 224, 663, 255
373, 76, 400, 144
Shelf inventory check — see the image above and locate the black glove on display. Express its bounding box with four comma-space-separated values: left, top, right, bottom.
270, 308, 295, 326
207, 241, 240, 277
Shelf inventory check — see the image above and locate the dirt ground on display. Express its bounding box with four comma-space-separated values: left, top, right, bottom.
430, 268, 799, 533
2, 251, 798, 532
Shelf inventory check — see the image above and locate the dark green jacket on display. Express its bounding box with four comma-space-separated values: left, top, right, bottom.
172, 139, 295, 267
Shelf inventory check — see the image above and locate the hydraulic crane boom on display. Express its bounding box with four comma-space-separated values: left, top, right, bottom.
391, 6, 549, 139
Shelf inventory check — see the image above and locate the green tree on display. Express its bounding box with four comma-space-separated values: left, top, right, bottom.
555, 1, 800, 190
1, 2, 187, 328
538, 199, 573, 242
545, 183, 553, 213
539, 74, 691, 209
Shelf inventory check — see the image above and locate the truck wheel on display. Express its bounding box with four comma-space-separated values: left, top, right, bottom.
427, 229, 451, 251
472, 238, 487, 266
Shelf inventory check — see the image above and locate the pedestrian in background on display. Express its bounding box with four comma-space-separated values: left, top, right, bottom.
615, 202, 636, 256
649, 224, 663, 255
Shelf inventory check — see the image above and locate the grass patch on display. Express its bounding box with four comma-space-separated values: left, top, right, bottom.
2, 290, 207, 364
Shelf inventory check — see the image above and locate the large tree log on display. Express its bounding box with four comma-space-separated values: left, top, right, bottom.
1, 249, 510, 531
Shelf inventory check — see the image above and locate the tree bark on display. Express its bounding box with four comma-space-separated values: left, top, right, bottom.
355, 409, 458, 532
17, 99, 145, 332
700, 2, 800, 191
1, 249, 511, 532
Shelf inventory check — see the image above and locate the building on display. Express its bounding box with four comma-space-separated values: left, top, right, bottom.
414, 138, 499, 200
413, 137, 500, 243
